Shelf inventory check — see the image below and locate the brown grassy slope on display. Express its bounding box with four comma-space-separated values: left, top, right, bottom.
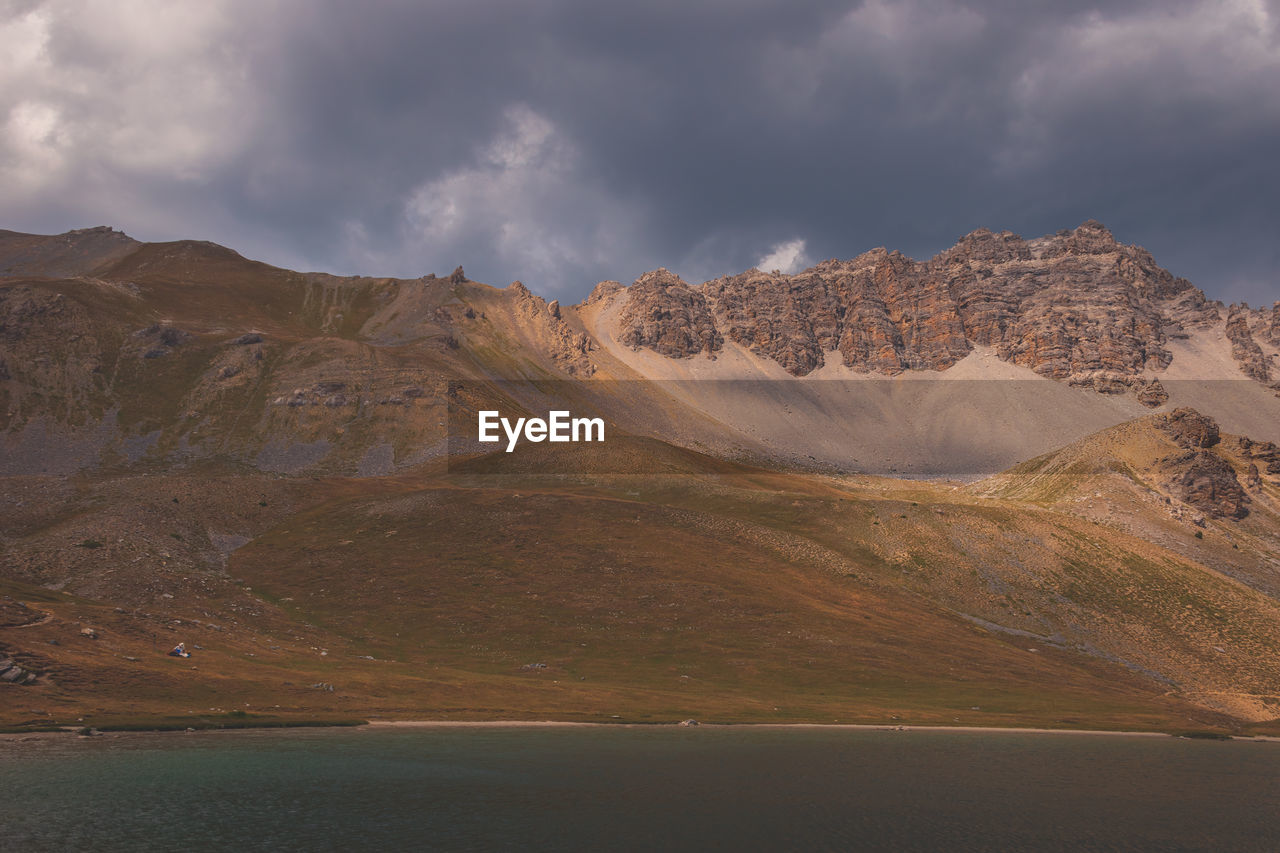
0, 227, 139, 279
222, 475, 1233, 730
0, 464, 1245, 733
975, 414, 1280, 602
3, 230, 1279, 732
1, 238, 646, 477
558, 470, 1280, 722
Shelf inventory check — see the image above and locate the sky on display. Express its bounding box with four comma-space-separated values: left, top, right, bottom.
2, 0, 1278, 306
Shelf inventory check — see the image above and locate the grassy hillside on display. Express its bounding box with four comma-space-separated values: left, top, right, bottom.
6, 456, 1277, 734
4, 230, 1280, 735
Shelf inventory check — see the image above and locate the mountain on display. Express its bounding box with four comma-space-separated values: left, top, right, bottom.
603, 220, 1276, 385
3, 221, 1277, 480
3, 223, 1280, 734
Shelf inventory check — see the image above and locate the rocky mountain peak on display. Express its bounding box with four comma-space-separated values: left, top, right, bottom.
943, 228, 1032, 264
1039, 219, 1119, 258
585, 279, 623, 304
616, 269, 722, 359
632, 268, 687, 289
607, 221, 1268, 397
0, 225, 141, 279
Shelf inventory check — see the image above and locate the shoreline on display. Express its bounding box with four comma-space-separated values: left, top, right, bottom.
365, 720, 1280, 740
4, 719, 1277, 744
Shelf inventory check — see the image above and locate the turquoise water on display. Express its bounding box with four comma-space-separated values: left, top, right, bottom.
2, 726, 1278, 851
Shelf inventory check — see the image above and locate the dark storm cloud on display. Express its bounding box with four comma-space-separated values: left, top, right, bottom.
2, 0, 1277, 305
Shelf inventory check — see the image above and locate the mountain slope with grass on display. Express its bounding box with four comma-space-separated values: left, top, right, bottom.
3, 224, 1280, 734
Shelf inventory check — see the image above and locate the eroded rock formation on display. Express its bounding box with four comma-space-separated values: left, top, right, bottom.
509, 281, 595, 377
1149, 409, 1249, 519
1136, 379, 1169, 409
1226, 304, 1272, 382
1155, 450, 1249, 519
616, 269, 722, 359
1155, 408, 1221, 449
610, 221, 1239, 395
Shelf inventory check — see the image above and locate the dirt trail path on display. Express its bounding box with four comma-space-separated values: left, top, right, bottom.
8, 609, 54, 629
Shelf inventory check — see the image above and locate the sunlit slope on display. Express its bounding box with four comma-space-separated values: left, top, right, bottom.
976, 408, 1280, 600
222, 471, 1228, 722
5, 447, 1280, 729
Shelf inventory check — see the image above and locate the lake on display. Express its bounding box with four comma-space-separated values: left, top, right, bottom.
2, 725, 1277, 851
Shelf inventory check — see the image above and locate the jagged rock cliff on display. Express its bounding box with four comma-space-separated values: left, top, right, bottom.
703, 251, 971, 375
507, 280, 596, 377
616, 269, 722, 359
1149, 408, 1275, 520
1226, 303, 1273, 382
3, 221, 1277, 478
611, 221, 1268, 391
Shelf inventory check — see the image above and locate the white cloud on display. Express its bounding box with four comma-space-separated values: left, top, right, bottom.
758, 0, 988, 115
998, 0, 1280, 170
0, 0, 264, 225
401, 103, 643, 293
756, 238, 809, 274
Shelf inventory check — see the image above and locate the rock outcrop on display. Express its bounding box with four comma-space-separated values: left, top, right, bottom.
586, 280, 623, 305
1149, 409, 1249, 519
0, 656, 39, 685
612, 221, 1231, 396
1136, 379, 1169, 409
617, 269, 722, 359
508, 281, 595, 377
1155, 450, 1249, 519
1155, 408, 1221, 449
1232, 436, 1280, 477
1226, 304, 1271, 382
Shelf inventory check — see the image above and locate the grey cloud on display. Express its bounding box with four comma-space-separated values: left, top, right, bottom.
0, 0, 1277, 305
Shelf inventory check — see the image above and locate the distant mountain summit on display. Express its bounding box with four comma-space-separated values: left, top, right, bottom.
0, 225, 140, 279
607, 220, 1278, 393
1, 221, 1278, 478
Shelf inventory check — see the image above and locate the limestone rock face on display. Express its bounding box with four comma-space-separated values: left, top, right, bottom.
612, 221, 1231, 394
1136, 379, 1169, 409
1226, 304, 1271, 382
508, 281, 594, 377
617, 269, 722, 359
703, 250, 972, 375
702, 268, 831, 374
1155, 450, 1249, 519
1155, 408, 1221, 449
945, 222, 1175, 380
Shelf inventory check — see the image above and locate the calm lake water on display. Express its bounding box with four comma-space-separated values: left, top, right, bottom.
2, 726, 1278, 852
